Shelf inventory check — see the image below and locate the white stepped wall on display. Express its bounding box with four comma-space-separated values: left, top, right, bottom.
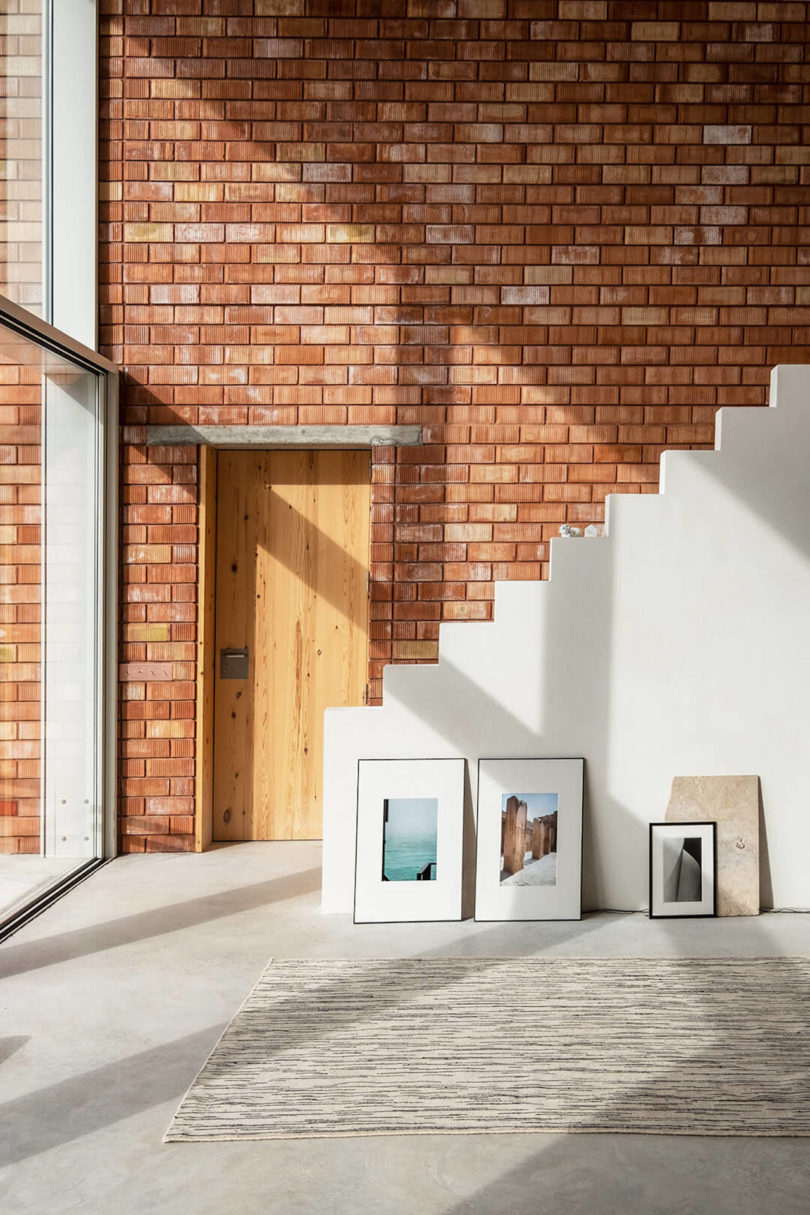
322, 365, 810, 913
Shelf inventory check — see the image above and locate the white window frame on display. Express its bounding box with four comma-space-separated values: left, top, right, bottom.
46, 0, 98, 349
0, 292, 118, 861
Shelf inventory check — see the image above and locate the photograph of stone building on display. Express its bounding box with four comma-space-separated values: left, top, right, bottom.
500, 793, 558, 887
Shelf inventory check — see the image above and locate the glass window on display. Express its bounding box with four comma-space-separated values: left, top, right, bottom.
0, 303, 116, 926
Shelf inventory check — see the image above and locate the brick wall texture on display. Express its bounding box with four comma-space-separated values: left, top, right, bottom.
98, 0, 810, 852
0, 370, 41, 854
0, 0, 44, 312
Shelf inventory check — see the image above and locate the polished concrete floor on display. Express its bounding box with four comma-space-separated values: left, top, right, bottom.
1, 842, 809, 1215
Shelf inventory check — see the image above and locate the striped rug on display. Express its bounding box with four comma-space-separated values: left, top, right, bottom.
165, 956, 810, 1140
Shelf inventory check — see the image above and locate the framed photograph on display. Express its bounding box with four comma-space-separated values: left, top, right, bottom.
474, 758, 584, 921
649, 822, 717, 918
354, 758, 466, 923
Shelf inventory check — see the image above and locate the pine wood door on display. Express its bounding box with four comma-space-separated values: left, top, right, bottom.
212, 449, 370, 840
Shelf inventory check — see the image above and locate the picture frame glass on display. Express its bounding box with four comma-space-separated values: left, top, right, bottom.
475, 759, 583, 921
382, 797, 438, 883
354, 759, 466, 923
649, 822, 716, 918
499, 792, 558, 887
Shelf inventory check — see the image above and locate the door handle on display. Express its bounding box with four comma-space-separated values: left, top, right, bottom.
220, 647, 249, 679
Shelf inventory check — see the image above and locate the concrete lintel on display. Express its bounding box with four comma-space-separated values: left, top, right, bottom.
146, 424, 423, 449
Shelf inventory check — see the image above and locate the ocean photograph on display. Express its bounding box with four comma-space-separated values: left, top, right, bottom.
500, 792, 559, 887
382, 797, 438, 882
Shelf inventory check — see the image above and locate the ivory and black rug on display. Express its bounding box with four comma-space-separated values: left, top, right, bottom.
165, 956, 810, 1140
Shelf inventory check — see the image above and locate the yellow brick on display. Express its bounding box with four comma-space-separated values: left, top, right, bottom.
175, 183, 223, 203
256, 0, 305, 13
624, 226, 673, 244
147, 720, 194, 739
176, 17, 225, 35
0, 816, 39, 837
525, 266, 573, 285
393, 640, 438, 661
125, 624, 171, 643
123, 223, 174, 243
445, 524, 493, 542
326, 224, 375, 243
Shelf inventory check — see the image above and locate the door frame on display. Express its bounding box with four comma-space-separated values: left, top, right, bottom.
193, 443, 374, 851
194, 443, 217, 852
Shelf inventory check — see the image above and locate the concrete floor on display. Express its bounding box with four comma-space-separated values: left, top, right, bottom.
1, 842, 809, 1215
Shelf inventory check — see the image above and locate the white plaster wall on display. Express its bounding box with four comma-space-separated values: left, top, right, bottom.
322, 365, 810, 913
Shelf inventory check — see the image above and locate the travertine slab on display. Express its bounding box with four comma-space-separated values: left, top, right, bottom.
665, 776, 760, 916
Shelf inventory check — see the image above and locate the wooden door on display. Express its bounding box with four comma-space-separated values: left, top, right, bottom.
213, 449, 370, 840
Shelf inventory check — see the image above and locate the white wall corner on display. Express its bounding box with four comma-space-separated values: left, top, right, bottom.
769, 364, 810, 412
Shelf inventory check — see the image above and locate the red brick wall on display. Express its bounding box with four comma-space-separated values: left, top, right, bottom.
0, 371, 41, 854
0, 0, 44, 313
98, 0, 810, 852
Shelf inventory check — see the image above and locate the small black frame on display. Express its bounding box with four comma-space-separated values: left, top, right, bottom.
649, 821, 717, 919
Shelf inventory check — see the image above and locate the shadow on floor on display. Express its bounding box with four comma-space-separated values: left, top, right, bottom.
0, 1026, 227, 1167
436, 1127, 810, 1215
0, 1037, 29, 1065
0, 867, 322, 980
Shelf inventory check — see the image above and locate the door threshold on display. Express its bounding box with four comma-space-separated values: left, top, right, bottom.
0, 858, 108, 944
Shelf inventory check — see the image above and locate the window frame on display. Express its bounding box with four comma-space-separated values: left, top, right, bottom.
0, 291, 119, 866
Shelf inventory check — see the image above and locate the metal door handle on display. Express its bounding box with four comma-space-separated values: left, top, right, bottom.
220, 647, 249, 679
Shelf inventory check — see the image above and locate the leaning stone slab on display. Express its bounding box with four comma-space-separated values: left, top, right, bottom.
665, 775, 760, 916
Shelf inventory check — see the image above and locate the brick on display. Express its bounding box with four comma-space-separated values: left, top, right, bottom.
703, 124, 752, 144
631, 22, 680, 40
